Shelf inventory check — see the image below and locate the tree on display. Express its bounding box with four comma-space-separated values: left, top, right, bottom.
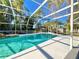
0, 13, 11, 31
12, 0, 24, 11
48, 0, 64, 8
0, 0, 10, 6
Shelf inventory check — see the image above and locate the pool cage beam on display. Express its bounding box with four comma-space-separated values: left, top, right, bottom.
34, 2, 78, 26
41, 2, 78, 19
32, 0, 52, 12
8, 0, 16, 34
70, 0, 74, 50
26, 0, 48, 32
32, 0, 78, 19
28, 0, 48, 19
34, 10, 79, 29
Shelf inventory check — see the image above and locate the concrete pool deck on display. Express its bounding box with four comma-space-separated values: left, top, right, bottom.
65, 48, 79, 59
6, 34, 79, 59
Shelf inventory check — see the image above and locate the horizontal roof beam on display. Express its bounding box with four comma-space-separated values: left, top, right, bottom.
42, 2, 79, 19
35, 10, 79, 26
29, 0, 48, 19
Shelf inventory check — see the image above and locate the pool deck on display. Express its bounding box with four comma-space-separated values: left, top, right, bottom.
64, 48, 79, 59
6, 33, 79, 59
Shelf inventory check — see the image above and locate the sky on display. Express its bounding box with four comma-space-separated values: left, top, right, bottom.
24, 0, 43, 14
24, 0, 69, 24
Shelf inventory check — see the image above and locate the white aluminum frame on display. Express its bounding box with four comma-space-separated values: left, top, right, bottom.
26, 0, 48, 28
31, 0, 79, 49
70, 0, 74, 49
33, 2, 78, 25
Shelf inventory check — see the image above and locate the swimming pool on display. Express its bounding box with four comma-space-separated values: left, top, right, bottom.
0, 33, 56, 59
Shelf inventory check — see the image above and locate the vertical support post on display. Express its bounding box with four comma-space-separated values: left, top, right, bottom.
9, 0, 16, 34
70, 0, 74, 50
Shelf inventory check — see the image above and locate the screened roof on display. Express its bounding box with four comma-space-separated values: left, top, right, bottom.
0, 0, 79, 25
24, 0, 79, 24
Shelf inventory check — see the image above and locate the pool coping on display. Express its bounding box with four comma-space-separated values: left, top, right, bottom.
6, 32, 63, 59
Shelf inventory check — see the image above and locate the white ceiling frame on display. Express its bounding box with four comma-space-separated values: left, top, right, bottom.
29, 0, 48, 19
32, 0, 52, 12
35, 11, 79, 26
42, 2, 78, 19
26, 0, 48, 26
34, 2, 79, 25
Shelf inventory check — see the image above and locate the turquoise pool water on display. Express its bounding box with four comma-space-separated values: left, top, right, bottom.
0, 33, 56, 59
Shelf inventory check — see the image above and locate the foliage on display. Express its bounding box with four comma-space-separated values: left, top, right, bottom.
44, 21, 62, 28
0, 0, 10, 6
12, 0, 24, 11
0, 13, 10, 30
48, 0, 64, 8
